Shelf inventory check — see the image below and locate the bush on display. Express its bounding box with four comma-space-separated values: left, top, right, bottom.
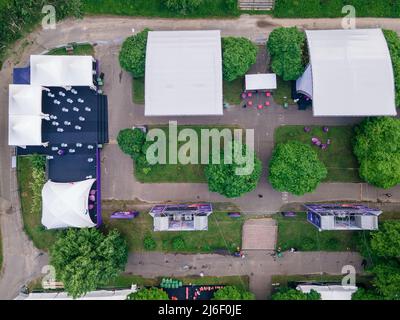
30, 154, 46, 171
222, 37, 258, 81
352, 288, 383, 300
267, 27, 307, 81
271, 288, 321, 300
205, 141, 262, 198
268, 141, 327, 195
370, 221, 400, 258
383, 30, 400, 107
119, 29, 150, 78
128, 287, 169, 300
162, 0, 204, 14
30, 166, 46, 215
212, 286, 255, 300
171, 236, 186, 251
143, 234, 157, 250
353, 117, 400, 189
117, 128, 146, 158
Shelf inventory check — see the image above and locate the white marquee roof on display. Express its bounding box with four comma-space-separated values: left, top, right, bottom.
15, 288, 136, 300
41, 179, 97, 229
30, 55, 94, 87
8, 84, 43, 146
297, 285, 357, 300
145, 30, 223, 116
305, 29, 396, 116
245, 73, 277, 91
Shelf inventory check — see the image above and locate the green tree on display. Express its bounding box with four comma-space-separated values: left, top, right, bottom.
205, 141, 262, 198
383, 29, 400, 107
128, 287, 169, 300
212, 286, 255, 300
371, 221, 400, 258
162, 0, 203, 14
268, 141, 327, 195
352, 288, 383, 300
373, 263, 400, 300
119, 29, 150, 78
267, 27, 307, 81
50, 228, 128, 299
271, 288, 321, 300
117, 128, 146, 158
353, 117, 400, 189
222, 37, 258, 81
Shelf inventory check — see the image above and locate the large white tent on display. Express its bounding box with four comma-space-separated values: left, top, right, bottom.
298, 28, 396, 116
8, 84, 43, 146
145, 30, 223, 116
297, 285, 357, 300
30, 55, 94, 87
245, 73, 277, 91
41, 179, 97, 229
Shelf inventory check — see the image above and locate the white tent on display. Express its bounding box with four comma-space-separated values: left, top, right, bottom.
8, 84, 43, 146
296, 285, 357, 300
245, 73, 277, 91
296, 64, 313, 99
30, 55, 94, 87
41, 179, 97, 229
145, 30, 223, 116
300, 28, 396, 116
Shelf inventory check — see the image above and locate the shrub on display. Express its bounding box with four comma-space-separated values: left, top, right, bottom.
128, 287, 169, 300
353, 117, 400, 188
30, 166, 46, 215
212, 286, 255, 300
267, 27, 307, 81
119, 29, 151, 78
162, 0, 204, 14
370, 221, 400, 258
222, 37, 258, 81
172, 236, 186, 251
268, 141, 327, 195
30, 154, 46, 171
117, 128, 146, 158
383, 30, 400, 107
271, 287, 321, 300
143, 234, 157, 250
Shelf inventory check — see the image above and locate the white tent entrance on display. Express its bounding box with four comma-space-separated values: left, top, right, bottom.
41, 179, 97, 229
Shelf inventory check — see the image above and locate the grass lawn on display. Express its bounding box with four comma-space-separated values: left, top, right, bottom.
274, 125, 361, 182
82, 0, 239, 18
274, 213, 358, 252
102, 209, 244, 254
47, 43, 94, 56
134, 125, 242, 183
223, 77, 243, 105
132, 77, 145, 104
17, 156, 58, 251
273, 76, 294, 106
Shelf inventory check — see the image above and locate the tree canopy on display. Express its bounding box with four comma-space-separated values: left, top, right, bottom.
371, 221, 400, 258
162, 0, 203, 14
383, 29, 400, 107
268, 141, 327, 195
372, 263, 400, 300
212, 286, 255, 300
267, 27, 307, 81
50, 228, 128, 299
128, 287, 169, 300
117, 128, 146, 158
205, 141, 262, 198
353, 117, 400, 189
119, 29, 150, 78
271, 288, 321, 300
222, 37, 258, 82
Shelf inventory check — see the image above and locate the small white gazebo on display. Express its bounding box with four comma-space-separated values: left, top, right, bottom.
41, 179, 97, 229
8, 84, 44, 146
245, 73, 277, 91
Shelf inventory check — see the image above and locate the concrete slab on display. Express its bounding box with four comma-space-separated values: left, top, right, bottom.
242, 218, 277, 250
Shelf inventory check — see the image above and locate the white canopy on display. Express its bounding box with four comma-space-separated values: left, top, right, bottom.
30, 55, 94, 87
245, 73, 277, 91
8, 84, 43, 146
41, 179, 97, 229
297, 285, 357, 300
305, 28, 396, 116
296, 64, 313, 99
145, 30, 223, 116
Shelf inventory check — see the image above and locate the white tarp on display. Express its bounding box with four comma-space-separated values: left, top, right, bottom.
145, 30, 223, 116
8, 84, 43, 146
30, 55, 94, 87
296, 64, 313, 99
297, 285, 357, 300
245, 73, 277, 91
306, 29, 396, 116
41, 179, 97, 229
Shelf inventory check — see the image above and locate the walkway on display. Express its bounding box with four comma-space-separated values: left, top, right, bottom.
126, 251, 363, 299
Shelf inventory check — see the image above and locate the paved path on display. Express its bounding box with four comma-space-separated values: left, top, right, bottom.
0, 14, 400, 299
126, 251, 363, 299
